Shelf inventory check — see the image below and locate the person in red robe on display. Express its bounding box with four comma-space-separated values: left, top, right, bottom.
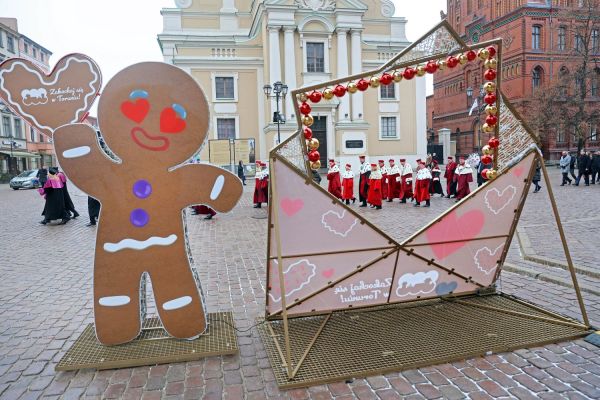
414, 161, 432, 207
341, 163, 356, 205
253, 161, 268, 208
399, 158, 413, 203
453, 157, 473, 202
358, 155, 370, 207
327, 159, 342, 199
367, 163, 383, 209
260, 161, 269, 202
387, 159, 400, 202
191, 205, 217, 220
445, 156, 457, 198
378, 160, 389, 200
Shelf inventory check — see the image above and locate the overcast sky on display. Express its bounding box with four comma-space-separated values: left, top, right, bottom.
1, 0, 447, 110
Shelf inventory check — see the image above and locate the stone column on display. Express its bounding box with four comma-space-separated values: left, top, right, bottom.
350, 29, 363, 121
438, 128, 451, 162
268, 27, 281, 117
337, 28, 350, 122
283, 27, 297, 121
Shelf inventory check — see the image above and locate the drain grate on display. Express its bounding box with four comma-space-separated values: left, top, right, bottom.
258, 294, 590, 389
56, 312, 238, 371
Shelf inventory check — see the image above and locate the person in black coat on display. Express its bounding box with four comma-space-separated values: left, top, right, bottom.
237, 160, 246, 186
532, 160, 542, 192
39, 167, 69, 225
36, 168, 48, 187
575, 150, 591, 186
87, 196, 101, 227
569, 153, 577, 181
476, 160, 493, 187
591, 151, 600, 184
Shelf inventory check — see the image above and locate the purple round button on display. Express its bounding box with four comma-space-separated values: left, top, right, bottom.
130, 208, 149, 227
133, 180, 152, 199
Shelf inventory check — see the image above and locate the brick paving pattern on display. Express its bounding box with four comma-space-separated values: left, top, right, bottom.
0, 167, 599, 399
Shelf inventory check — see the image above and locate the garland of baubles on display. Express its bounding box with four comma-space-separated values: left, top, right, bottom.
296, 45, 500, 177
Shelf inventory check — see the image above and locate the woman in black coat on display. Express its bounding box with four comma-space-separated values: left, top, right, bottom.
237, 161, 246, 185
39, 168, 69, 225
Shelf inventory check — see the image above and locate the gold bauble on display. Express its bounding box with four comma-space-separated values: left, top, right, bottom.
485, 105, 498, 115
416, 65, 426, 76
322, 88, 334, 100
369, 76, 381, 88
437, 60, 447, 70
478, 48, 490, 60
484, 58, 498, 69
310, 160, 321, 170
482, 123, 495, 133
307, 137, 320, 150
482, 145, 492, 155
393, 70, 403, 82
486, 169, 498, 180
458, 54, 468, 65
347, 82, 358, 94
483, 82, 496, 93
297, 92, 308, 102
302, 114, 314, 127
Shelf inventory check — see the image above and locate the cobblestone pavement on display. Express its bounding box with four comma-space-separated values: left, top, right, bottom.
1, 167, 599, 400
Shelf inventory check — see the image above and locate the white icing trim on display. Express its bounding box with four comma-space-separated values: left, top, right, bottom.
210, 175, 225, 200
99, 296, 131, 307
0, 56, 100, 132
162, 296, 192, 310
62, 146, 91, 158
103, 234, 178, 253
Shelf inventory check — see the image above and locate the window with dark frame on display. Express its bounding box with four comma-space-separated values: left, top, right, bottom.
216, 118, 236, 140
558, 26, 566, 50
381, 116, 397, 139
30, 127, 35, 142
532, 25, 541, 50
592, 75, 599, 97
592, 29, 599, 54
32, 47, 37, 59
532, 67, 542, 90
2, 116, 12, 136
14, 119, 21, 139
591, 125, 598, 142
380, 83, 395, 99
7, 36, 14, 53
575, 34, 584, 52
23, 42, 28, 54
0, 31, 3, 48
215, 77, 235, 100
306, 42, 325, 73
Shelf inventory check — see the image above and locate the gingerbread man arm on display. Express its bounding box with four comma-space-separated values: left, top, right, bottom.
53, 123, 117, 199
171, 164, 243, 212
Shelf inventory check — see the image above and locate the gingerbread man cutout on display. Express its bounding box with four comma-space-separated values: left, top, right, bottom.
53, 62, 243, 345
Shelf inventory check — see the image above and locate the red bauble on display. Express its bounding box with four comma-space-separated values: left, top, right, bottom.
356, 78, 370, 91
380, 73, 393, 85
481, 154, 493, 165
403, 67, 416, 80
303, 126, 313, 140
481, 169, 489, 179
425, 61, 438, 74
487, 46, 497, 57
299, 102, 311, 115
308, 90, 322, 103
488, 137, 500, 148
333, 84, 347, 97
485, 115, 498, 126
446, 56, 459, 68
484, 69, 497, 81
484, 93, 497, 105
466, 50, 477, 61
308, 150, 320, 162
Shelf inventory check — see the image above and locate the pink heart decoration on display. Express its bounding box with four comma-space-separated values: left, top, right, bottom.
322, 268, 335, 279
474, 244, 504, 275
484, 186, 517, 215
280, 197, 304, 217
268, 259, 316, 303
425, 210, 485, 260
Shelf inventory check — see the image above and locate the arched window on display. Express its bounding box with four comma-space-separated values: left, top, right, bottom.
559, 66, 569, 96
532, 66, 543, 90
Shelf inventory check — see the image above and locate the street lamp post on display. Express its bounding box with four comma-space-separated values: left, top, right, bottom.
466, 85, 486, 153
263, 81, 288, 145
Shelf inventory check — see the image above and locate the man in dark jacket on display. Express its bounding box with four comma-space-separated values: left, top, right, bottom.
36, 167, 48, 187
591, 151, 600, 184
575, 150, 591, 186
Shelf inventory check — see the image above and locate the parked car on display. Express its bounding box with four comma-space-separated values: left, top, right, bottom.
9, 170, 40, 190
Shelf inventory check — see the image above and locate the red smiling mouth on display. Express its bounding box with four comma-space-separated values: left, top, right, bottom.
131, 127, 170, 151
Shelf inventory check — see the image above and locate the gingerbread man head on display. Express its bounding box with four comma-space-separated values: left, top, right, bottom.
98, 62, 208, 168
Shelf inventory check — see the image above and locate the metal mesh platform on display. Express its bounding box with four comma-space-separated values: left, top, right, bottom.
258, 294, 590, 389
56, 312, 238, 371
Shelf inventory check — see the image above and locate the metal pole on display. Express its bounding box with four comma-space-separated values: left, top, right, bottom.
9, 136, 13, 175
276, 92, 281, 145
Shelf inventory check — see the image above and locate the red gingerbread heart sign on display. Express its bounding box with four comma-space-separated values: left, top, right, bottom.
0, 53, 102, 137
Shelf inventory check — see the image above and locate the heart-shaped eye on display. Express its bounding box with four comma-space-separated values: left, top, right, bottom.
121, 98, 149, 123
160, 106, 186, 133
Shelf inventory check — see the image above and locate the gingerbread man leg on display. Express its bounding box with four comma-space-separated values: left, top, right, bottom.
93, 252, 144, 345
147, 243, 207, 339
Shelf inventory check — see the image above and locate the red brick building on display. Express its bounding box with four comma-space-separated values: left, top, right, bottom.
431, 0, 600, 160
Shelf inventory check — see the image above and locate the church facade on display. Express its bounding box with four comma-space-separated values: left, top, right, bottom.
158, 0, 427, 169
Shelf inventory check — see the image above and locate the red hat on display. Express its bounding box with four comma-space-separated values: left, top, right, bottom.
345, 163, 351, 168
459, 156, 465, 160
329, 159, 335, 163
416, 159, 422, 162
256, 160, 261, 164
359, 155, 366, 159
370, 163, 377, 167
447, 156, 453, 160
400, 158, 406, 162
378, 160, 384, 163
389, 159, 394, 162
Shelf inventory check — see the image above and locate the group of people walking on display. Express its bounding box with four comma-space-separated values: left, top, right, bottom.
37, 167, 81, 225
559, 150, 600, 186
326, 155, 474, 209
